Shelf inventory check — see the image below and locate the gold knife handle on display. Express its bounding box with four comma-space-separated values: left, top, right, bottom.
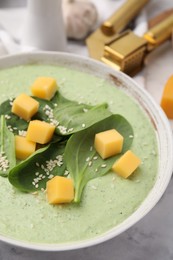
144, 14, 173, 50
101, 0, 150, 36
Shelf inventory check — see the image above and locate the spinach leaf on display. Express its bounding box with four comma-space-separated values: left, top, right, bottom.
52, 92, 112, 135
64, 114, 134, 203
8, 141, 67, 192
0, 99, 28, 134
0, 115, 16, 177
32, 96, 55, 121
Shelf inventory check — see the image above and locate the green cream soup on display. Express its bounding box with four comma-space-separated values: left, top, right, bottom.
0, 64, 158, 244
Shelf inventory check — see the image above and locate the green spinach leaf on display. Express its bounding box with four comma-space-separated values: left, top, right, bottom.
0, 115, 16, 177
8, 141, 67, 192
52, 92, 112, 135
64, 114, 134, 203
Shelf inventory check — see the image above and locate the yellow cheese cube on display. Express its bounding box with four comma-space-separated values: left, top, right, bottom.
12, 93, 39, 121
46, 176, 74, 204
94, 129, 124, 159
112, 150, 141, 178
31, 77, 58, 100
160, 75, 173, 118
15, 135, 36, 160
26, 120, 55, 144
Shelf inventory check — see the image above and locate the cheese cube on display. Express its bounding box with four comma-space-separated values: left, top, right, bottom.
26, 120, 55, 144
160, 75, 173, 118
31, 77, 58, 100
12, 93, 39, 121
46, 176, 74, 204
15, 135, 36, 160
94, 129, 124, 159
112, 150, 141, 178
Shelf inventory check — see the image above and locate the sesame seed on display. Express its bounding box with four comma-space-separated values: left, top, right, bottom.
90, 146, 93, 151
86, 157, 90, 162
88, 161, 92, 167
83, 108, 88, 113
101, 164, 107, 168
64, 170, 69, 176
93, 156, 98, 160
68, 128, 74, 133
48, 174, 54, 179
18, 130, 27, 137
30, 223, 34, 229
82, 123, 86, 128
129, 135, 134, 138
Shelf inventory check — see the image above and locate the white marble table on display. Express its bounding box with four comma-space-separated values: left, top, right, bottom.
0, 1, 173, 259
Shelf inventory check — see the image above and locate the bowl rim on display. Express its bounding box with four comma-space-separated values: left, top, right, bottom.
0, 51, 172, 251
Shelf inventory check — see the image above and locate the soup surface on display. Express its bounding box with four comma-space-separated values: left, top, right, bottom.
0, 64, 158, 244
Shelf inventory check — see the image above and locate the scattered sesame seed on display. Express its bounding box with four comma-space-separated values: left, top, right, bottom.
58, 125, 67, 134
0, 152, 9, 172
90, 146, 93, 151
7, 125, 13, 132
83, 108, 88, 113
43, 104, 59, 126
86, 157, 90, 162
101, 164, 107, 168
91, 185, 97, 190
4, 114, 11, 120
93, 156, 98, 160
82, 123, 86, 128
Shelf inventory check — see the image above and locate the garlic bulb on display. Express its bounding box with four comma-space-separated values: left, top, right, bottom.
63, 0, 98, 40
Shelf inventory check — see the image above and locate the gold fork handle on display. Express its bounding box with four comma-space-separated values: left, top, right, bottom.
101, 0, 150, 36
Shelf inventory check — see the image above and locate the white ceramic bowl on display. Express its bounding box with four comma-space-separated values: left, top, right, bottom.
0, 52, 172, 251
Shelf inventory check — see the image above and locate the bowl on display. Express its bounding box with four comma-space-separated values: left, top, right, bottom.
0, 51, 172, 251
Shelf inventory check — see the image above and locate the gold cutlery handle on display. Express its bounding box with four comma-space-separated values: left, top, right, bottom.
144, 14, 173, 50
101, 0, 150, 36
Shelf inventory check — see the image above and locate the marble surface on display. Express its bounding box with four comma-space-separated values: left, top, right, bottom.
0, 0, 173, 259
